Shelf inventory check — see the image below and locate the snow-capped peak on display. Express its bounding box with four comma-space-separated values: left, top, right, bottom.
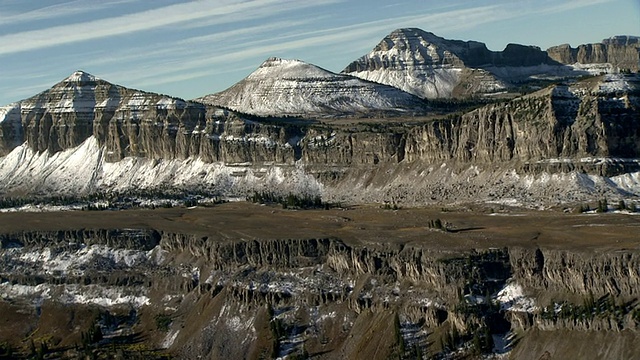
343, 28, 505, 99
197, 57, 427, 117
63, 70, 99, 83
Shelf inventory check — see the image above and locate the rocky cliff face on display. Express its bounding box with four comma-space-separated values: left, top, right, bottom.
1, 228, 638, 359
0, 72, 638, 205
344, 29, 640, 99
547, 36, 640, 71
342, 28, 509, 99
0, 71, 207, 159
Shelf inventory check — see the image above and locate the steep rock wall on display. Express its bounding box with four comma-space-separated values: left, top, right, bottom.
547, 36, 640, 71
0, 229, 639, 358
0, 74, 639, 202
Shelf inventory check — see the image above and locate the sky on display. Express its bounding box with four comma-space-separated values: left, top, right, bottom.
0, 0, 638, 105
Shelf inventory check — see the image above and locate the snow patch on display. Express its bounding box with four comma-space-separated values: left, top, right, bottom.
162, 329, 180, 348
495, 281, 537, 312
15, 244, 159, 276
0, 136, 323, 198
0, 283, 148, 308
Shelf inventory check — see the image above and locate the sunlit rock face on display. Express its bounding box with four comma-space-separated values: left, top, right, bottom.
547, 36, 640, 72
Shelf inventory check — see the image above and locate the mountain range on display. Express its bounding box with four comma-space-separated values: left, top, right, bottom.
343, 28, 639, 99
1, 29, 640, 359
0, 28, 639, 207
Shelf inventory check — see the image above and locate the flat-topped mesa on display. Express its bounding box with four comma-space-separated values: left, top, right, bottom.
546, 36, 640, 71
197, 57, 428, 118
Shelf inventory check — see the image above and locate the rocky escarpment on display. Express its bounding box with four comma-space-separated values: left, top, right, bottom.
0, 71, 306, 165
547, 36, 640, 72
344, 29, 640, 99
1, 229, 639, 359
406, 82, 640, 168
307, 76, 640, 175
0, 73, 638, 204
0, 71, 207, 158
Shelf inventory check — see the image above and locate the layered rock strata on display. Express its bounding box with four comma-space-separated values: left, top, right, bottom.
547, 36, 640, 72
197, 57, 428, 117
0, 229, 638, 359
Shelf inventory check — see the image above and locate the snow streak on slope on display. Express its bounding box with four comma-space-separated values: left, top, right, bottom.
0, 136, 323, 197
0, 137, 104, 194
1, 137, 640, 207
0, 103, 21, 124
348, 67, 463, 99
495, 280, 537, 313
197, 57, 427, 117
15, 244, 160, 276
0, 282, 150, 308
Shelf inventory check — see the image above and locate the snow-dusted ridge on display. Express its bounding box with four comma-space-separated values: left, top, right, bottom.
197, 57, 428, 117
0, 136, 323, 198
9, 70, 196, 117
1, 135, 640, 207
344, 28, 638, 99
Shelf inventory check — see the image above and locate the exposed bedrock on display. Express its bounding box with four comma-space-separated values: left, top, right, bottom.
1, 230, 639, 358
547, 36, 640, 72
0, 72, 639, 206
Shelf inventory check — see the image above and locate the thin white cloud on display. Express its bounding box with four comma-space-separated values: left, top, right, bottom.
537, 0, 615, 14
0, 0, 622, 103
0, 0, 141, 25
76, 18, 310, 74
107, 5, 507, 89
182, 19, 314, 45
0, 0, 342, 55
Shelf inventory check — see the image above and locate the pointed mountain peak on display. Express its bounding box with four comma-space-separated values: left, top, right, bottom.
63, 70, 99, 83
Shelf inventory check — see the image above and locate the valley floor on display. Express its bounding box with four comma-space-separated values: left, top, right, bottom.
1, 203, 639, 359
0, 201, 638, 251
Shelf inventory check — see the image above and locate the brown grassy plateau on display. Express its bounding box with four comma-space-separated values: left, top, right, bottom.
1, 202, 638, 251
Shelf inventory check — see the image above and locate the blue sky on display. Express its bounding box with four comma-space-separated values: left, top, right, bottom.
0, 0, 638, 105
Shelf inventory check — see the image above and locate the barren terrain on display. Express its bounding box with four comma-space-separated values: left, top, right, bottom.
2, 202, 638, 251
